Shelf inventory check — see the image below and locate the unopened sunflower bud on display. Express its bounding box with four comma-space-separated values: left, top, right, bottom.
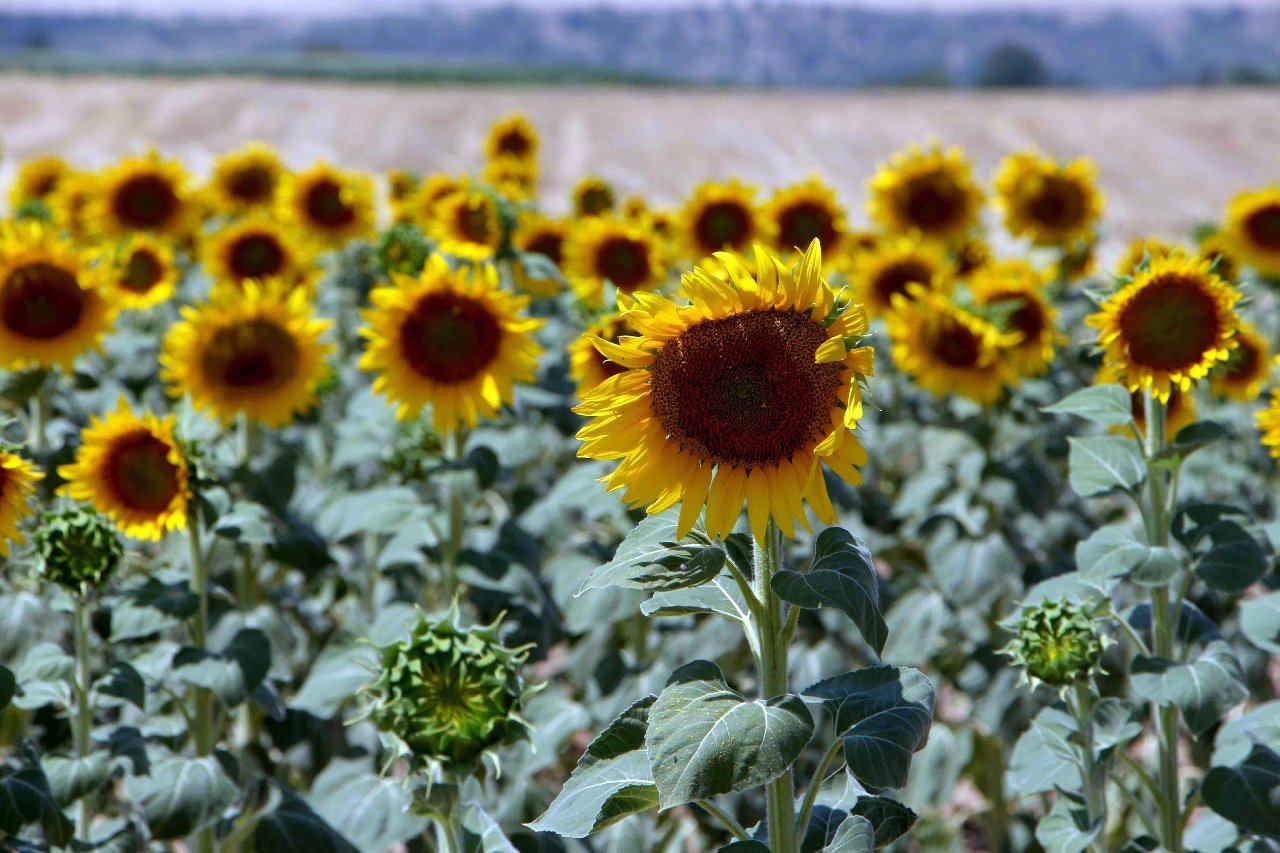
375, 222, 431, 278
1003, 598, 1106, 687
34, 504, 124, 592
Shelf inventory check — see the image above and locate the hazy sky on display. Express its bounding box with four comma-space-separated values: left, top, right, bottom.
2, 0, 1277, 15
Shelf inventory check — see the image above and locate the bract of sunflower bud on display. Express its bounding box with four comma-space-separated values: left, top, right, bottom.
375, 222, 432, 278
34, 504, 124, 593
1002, 598, 1108, 687
367, 608, 534, 772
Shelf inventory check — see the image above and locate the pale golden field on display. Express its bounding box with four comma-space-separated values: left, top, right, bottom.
1, 73, 1278, 249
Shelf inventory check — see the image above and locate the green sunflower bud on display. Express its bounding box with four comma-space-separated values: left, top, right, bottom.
375, 222, 432, 278
34, 505, 124, 592
385, 418, 441, 480
1003, 598, 1106, 687
368, 609, 532, 770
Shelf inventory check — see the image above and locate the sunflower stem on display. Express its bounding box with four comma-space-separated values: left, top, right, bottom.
1070, 680, 1107, 852
440, 428, 465, 602
795, 739, 844, 846
73, 594, 95, 841
187, 520, 217, 853
752, 520, 798, 853
1142, 391, 1183, 853
235, 414, 263, 759
29, 375, 47, 455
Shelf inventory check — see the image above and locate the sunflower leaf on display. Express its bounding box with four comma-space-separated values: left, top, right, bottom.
1042, 385, 1133, 427
1067, 436, 1146, 497
773, 527, 886, 655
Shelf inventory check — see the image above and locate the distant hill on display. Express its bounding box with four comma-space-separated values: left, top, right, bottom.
1, 3, 1278, 89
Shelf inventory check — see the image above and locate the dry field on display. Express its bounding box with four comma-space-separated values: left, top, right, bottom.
1, 73, 1277, 246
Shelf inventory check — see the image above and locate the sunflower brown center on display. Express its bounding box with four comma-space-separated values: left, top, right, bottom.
579, 186, 614, 216
595, 236, 652, 291
1244, 204, 1280, 251
122, 249, 164, 294
229, 233, 287, 279
455, 199, 495, 245
201, 318, 300, 393
400, 292, 502, 384
525, 231, 563, 265
929, 316, 984, 368
695, 202, 752, 252
901, 174, 964, 233
227, 165, 274, 204
777, 201, 837, 249
31, 174, 59, 198
1, 262, 85, 340
305, 179, 355, 229
873, 259, 933, 306
497, 129, 532, 157
649, 309, 844, 468
1026, 175, 1087, 231
1119, 273, 1221, 371
990, 291, 1045, 342
112, 174, 180, 230
108, 432, 181, 513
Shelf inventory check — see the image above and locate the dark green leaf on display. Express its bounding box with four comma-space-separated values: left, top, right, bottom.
850, 796, 917, 847
0, 663, 14, 709
124, 755, 238, 839
173, 628, 272, 707
1075, 524, 1178, 587
1194, 521, 1270, 593
95, 661, 146, 710
1131, 641, 1248, 736
1202, 744, 1280, 839
110, 577, 198, 641
212, 501, 275, 545
773, 528, 886, 655
252, 788, 360, 853
0, 748, 74, 846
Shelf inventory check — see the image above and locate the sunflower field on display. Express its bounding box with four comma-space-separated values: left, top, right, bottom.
0, 114, 1279, 853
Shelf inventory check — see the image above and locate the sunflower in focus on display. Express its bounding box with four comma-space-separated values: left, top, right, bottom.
0, 452, 43, 558
885, 286, 1016, 404
512, 213, 568, 297
994, 151, 1103, 246
397, 173, 466, 226
1197, 232, 1241, 283
564, 215, 663, 304
849, 236, 952, 318
1224, 187, 1280, 278
485, 114, 539, 163
1210, 323, 1270, 401
103, 234, 179, 310
570, 313, 633, 399
970, 260, 1057, 376
1115, 238, 1177, 279
279, 162, 376, 248
868, 142, 983, 243
207, 143, 285, 214
359, 256, 543, 433
429, 189, 504, 262
678, 180, 762, 263
202, 217, 313, 289
161, 280, 332, 427
9, 156, 73, 209
0, 221, 114, 370
763, 177, 846, 256
573, 176, 616, 218
576, 240, 873, 542
88, 151, 194, 239
58, 400, 189, 541
1087, 253, 1240, 402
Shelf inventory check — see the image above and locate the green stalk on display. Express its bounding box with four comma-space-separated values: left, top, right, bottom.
29, 382, 47, 455
72, 596, 94, 841
440, 429, 465, 601
235, 416, 263, 754
753, 520, 798, 853
1142, 392, 1183, 853
1070, 681, 1106, 851
187, 521, 216, 853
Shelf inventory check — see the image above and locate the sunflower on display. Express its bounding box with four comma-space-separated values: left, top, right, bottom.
622, 195, 651, 220
763, 177, 846, 256
161, 280, 333, 428
9, 156, 73, 208
279, 162, 376, 248
564, 215, 664, 304
1210, 323, 1270, 401
1087, 253, 1240, 402
1198, 232, 1241, 283
207, 143, 285, 214
87, 151, 194, 239
970, 260, 1057, 377
1099, 367, 1198, 440
359, 256, 543, 433
512, 213, 568, 297
387, 169, 419, 205
0, 453, 43, 558
868, 142, 984, 243
569, 313, 633, 399
575, 240, 872, 542
572, 176, 616, 218
483, 155, 538, 201
1256, 377, 1280, 462
678, 180, 763, 263
849, 236, 953, 318
994, 151, 1103, 246
0, 221, 114, 370
1224, 187, 1280, 278
429, 189, 504, 262
885, 286, 1016, 404
1054, 237, 1098, 283
485, 114, 539, 163
953, 235, 992, 277
397, 173, 467, 226
58, 400, 189, 541
48, 173, 96, 242
1115, 238, 1178, 279
202, 217, 313, 288
103, 234, 179, 310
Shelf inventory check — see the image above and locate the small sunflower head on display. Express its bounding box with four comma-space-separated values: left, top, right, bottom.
368, 610, 532, 771
1003, 598, 1106, 687
375, 222, 432, 278
34, 504, 124, 592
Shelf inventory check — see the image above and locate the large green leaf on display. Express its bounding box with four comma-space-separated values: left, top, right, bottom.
1067, 436, 1146, 497
528, 696, 660, 837
43, 753, 111, 805
646, 660, 813, 808
1036, 796, 1101, 853
252, 788, 360, 853
1131, 641, 1248, 736
1042, 385, 1133, 427
1006, 707, 1081, 797
95, 661, 146, 710
304, 758, 429, 851
1213, 702, 1280, 767
1192, 520, 1270, 593
1201, 744, 1280, 839
172, 628, 272, 707
773, 528, 887, 655
289, 640, 379, 718
850, 796, 917, 848
461, 802, 518, 853
642, 576, 751, 624
125, 755, 239, 839
579, 510, 719, 593
109, 576, 198, 642
1075, 524, 1178, 587
0, 747, 74, 847
13, 642, 74, 710
803, 666, 934, 791
823, 815, 876, 853
1241, 593, 1280, 654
